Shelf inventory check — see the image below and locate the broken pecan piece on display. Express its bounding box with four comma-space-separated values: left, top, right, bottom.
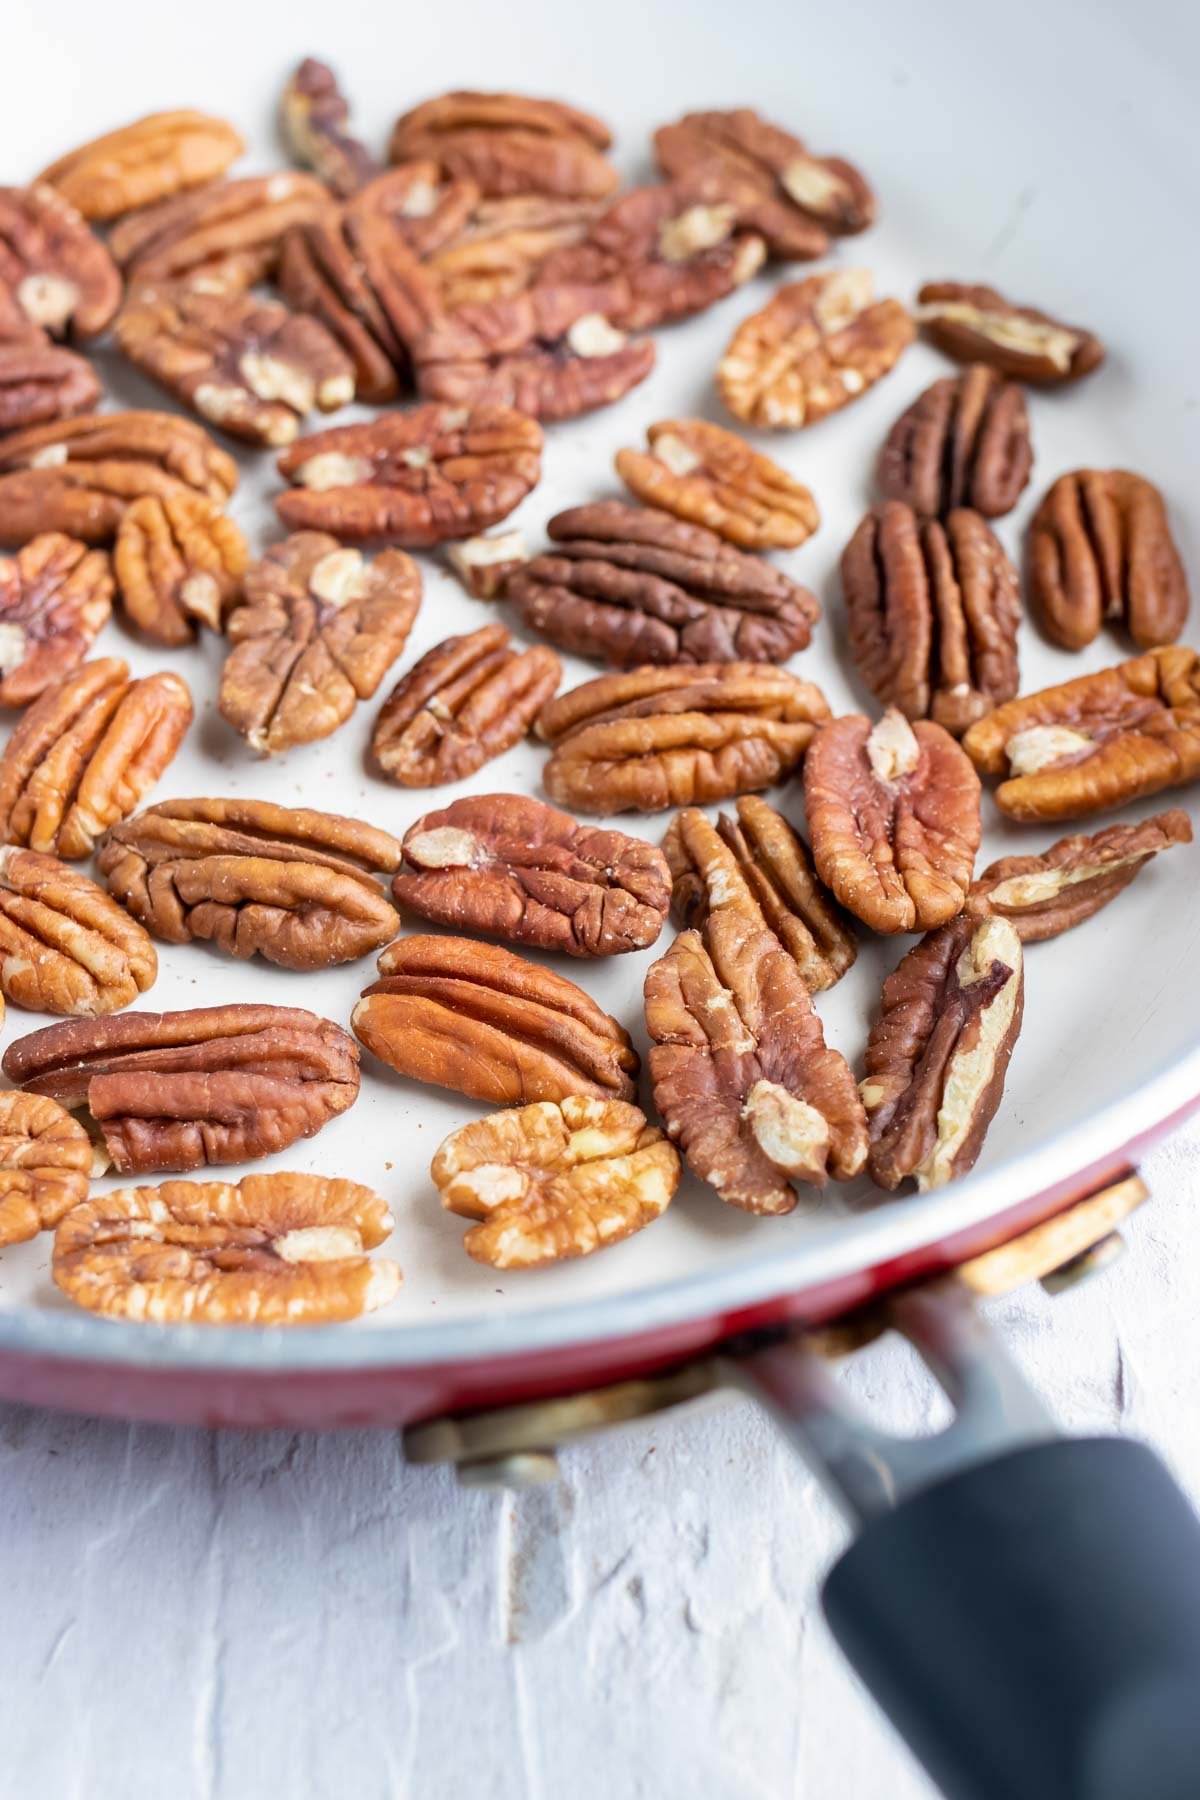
615, 419, 819, 551
0, 845, 156, 1016
281, 59, 380, 199
98, 797, 401, 970
0, 1090, 91, 1249
644, 910, 867, 1212
3, 1004, 360, 1175
0, 657, 193, 858
917, 281, 1104, 386
805, 709, 982, 933
114, 493, 247, 646
841, 502, 1021, 735
37, 111, 245, 222
219, 533, 420, 755
507, 500, 818, 667
863, 915, 1024, 1191
718, 270, 914, 429
370, 623, 560, 786
52, 1173, 400, 1324
0, 184, 121, 339
537, 663, 830, 815
0, 330, 102, 434
425, 194, 604, 308
388, 91, 618, 200
393, 792, 670, 956
663, 797, 855, 991
432, 1096, 679, 1269
878, 365, 1032, 519
110, 172, 336, 293
353, 934, 638, 1105
1029, 470, 1189, 652
0, 533, 113, 704
445, 529, 527, 599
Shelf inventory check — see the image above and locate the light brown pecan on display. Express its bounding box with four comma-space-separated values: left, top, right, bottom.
281, 59, 380, 198
644, 910, 867, 1212
961, 646, 1200, 821
0, 845, 156, 1016
507, 500, 818, 668
841, 501, 1021, 736
432, 1096, 679, 1269
537, 663, 830, 815
805, 709, 982, 933
52, 1173, 400, 1324
615, 419, 819, 551
425, 194, 605, 308
0, 330, 102, 434
393, 792, 670, 956
113, 493, 247, 646
219, 533, 421, 755
274, 403, 542, 545
445, 529, 527, 599
109, 172, 335, 293
370, 622, 561, 787
1029, 470, 1189, 652
98, 797, 401, 970
0, 657, 193, 859
37, 112, 245, 222
862, 915, 1024, 1190
0, 184, 122, 339
663, 797, 855, 991
718, 270, 914, 429
878, 365, 1032, 520
3, 1004, 360, 1175
966, 810, 1192, 943
653, 108, 875, 258
917, 281, 1104, 386
388, 91, 618, 200
0, 533, 113, 704
0, 1090, 91, 1248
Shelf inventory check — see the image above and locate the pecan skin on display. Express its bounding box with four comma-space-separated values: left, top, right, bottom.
0, 1090, 91, 1249
394, 793, 670, 957
0, 533, 113, 704
615, 419, 819, 551
353, 934, 638, 1106
281, 60, 380, 199
37, 111, 245, 222
917, 281, 1104, 386
3, 1004, 360, 1176
388, 91, 617, 200
1029, 470, 1189, 652
0, 845, 156, 1016
114, 493, 247, 646
110, 173, 334, 293
0, 332, 102, 434
0, 184, 122, 340
877, 365, 1032, 519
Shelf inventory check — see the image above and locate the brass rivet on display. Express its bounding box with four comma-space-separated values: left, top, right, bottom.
456, 1450, 560, 1490
1040, 1231, 1126, 1296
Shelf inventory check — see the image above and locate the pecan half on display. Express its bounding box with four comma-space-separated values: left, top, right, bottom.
1029, 470, 1189, 652
0, 184, 121, 339
274, 403, 542, 545
370, 623, 560, 786
277, 212, 406, 404
966, 810, 1192, 943
0, 845, 156, 1016
425, 194, 604, 308
393, 792, 670, 956
718, 270, 914, 429
644, 910, 867, 1212
114, 493, 247, 646
344, 164, 478, 261
37, 111, 245, 222
0, 657, 193, 858
3, 1004, 360, 1175
506, 500, 818, 667
353, 934, 638, 1105
0, 533, 113, 704
110, 172, 335, 293
388, 91, 617, 200
841, 502, 1020, 735
615, 419, 819, 551
805, 709, 981, 932
98, 797, 401, 970
877, 365, 1032, 519
917, 281, 1104, 386
0, 331, 102, 434
663, 797, 855, 991
537, 663, 830, 815
432, 1096, 679, 1269
862, 915, 1024, 1191
961, 646, 1200, 821
281, 59, 380, 198
52, 1173, 400, 1324
0, 1090, 91, 1249
445, 529, 527, 599
653, 108, 875, 258
219, 533, 420, 755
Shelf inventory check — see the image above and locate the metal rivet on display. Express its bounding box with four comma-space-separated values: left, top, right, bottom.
455, 1450, 560, 1490
1040, 1231, 1126, 1296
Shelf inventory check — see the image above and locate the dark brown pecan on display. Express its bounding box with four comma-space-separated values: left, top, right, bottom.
113, 493, 248, 646
388, 91, 618, 200
842, 502, 1020, 736
425, 194, 605, 308
0, 845, 156, 1016
370, 623, 560, 786
0, 533, 113, 704
109, 172, 334, 291
718, 270, 914, 429
663, 797, 855, 991
445, 529, 527, 599
393, 792, 670, 956
281, 59, 380, 198
2, 1003, 360, 1176
966, 810, 1192, 943
877, 365, 1032, 519
644, 910, 867, 1212
219, 533, 421, 755
507, 500, 818, 667
863, 915, 1024, 1190
277, 212, 407, 404
0, 184, 121, 339
353, 933, 637, 1105
917, 281, 1104, 386
805, 709, 981, 933
275, 402, 542, 545
1029, 470, 1189, 652
615, 419, 819, 551
97, 797, 401, 970
38, 113, 245, 222
0, 1090, 91, 1249
0, 330, 102, 434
